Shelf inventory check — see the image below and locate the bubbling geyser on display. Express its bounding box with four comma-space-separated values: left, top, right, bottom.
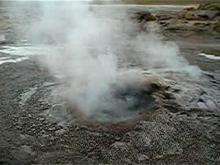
8, 0, 200, 120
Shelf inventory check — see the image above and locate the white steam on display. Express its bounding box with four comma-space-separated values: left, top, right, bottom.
6, 1, 200, 115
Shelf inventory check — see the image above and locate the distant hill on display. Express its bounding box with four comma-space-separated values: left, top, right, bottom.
92, 0, 219, 5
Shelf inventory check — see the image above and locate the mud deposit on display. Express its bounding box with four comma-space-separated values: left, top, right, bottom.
0, 3, 220, 165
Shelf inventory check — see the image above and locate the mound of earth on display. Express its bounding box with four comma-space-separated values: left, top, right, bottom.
0, 59, 219, 164
133, 3, 220, 35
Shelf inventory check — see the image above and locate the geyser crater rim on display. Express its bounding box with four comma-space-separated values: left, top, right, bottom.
52, 73, 166, 124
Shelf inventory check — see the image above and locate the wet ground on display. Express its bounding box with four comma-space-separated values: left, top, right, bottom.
0, 3, 220, 165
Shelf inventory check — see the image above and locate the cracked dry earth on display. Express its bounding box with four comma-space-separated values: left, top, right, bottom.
0, 57, 219, 165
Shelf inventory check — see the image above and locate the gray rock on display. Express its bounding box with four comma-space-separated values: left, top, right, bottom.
195, 10, 220, 20
20, 145, 34, 155
206, 99, 218, 111
197, 101, 208, 109
137, 154, 149, 162
0, 34, 6, 43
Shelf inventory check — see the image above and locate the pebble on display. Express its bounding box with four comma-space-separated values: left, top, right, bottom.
0, 34, 6, 43
55, 129, 66, 135
48, 127, 56, 131
206, 100, 217, 111
38, 117, 45, 121
197, 102, 208, 109
20, 145, 34, 155
138, 154, 149, 162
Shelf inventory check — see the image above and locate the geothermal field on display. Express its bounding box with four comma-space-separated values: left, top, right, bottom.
0, 1, 219, 164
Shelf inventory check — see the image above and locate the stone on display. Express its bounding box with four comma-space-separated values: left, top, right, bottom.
206, 99, 217, 111
0, 34, 6, 44
213, 21, 220, 33
184, 11, 198, 20
197, 101, 208, 109
138, 154, 149, 162
20, 145, 34, 155
155, 14, 173, 21
134, 11, 156, 23
198, 3, 220, 11
195, 10, 220, 20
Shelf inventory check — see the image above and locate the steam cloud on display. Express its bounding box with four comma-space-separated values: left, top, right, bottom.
6, 0, 200, 116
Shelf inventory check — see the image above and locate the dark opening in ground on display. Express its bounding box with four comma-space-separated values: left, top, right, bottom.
78, 82, 157, 123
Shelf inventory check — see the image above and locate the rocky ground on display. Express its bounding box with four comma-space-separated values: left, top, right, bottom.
0, 3, 220, 165
0, 57, 219, 165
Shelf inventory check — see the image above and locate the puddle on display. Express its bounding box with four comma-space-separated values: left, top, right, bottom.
88, 87, 156, 123
0, 56, 10, 60
0, 45, 58, 56
0, 56, 29, 65
199, 53, 220, 60
71, 79, 157, 123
